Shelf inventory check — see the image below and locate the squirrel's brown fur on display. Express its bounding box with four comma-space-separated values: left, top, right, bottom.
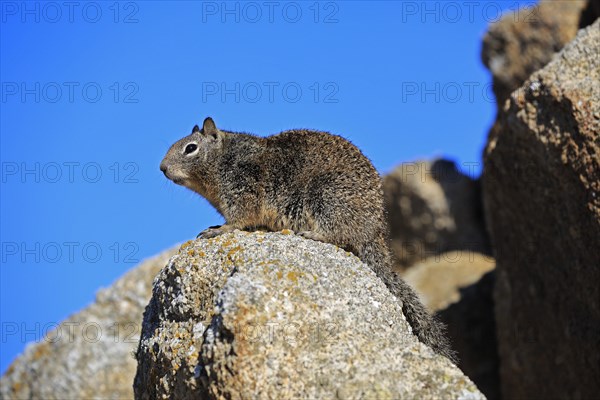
160, 117, 455, 361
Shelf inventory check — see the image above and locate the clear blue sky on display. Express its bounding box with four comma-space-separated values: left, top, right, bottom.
0, 0, 535, 373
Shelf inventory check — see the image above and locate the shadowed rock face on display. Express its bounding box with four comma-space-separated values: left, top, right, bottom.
439, 272, 499, 400
134, 231, 484, 399
383, 159, 491, 270
482, 20, 600, 400
579, 0, 600, 28
0, 247, 178, 400
403, 254, 499, 400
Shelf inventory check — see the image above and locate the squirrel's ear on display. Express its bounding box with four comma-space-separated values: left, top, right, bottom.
192, 125, 200, 134
202, 117, 219, 139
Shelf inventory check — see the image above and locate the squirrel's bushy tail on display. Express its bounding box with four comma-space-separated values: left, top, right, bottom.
357, 238, 457, 363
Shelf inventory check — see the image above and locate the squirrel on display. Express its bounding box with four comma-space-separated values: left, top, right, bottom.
160, 117, 455, 362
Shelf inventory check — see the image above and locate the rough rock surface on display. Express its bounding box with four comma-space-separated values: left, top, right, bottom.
482, 20, 600, 400
134, 231, 484, 399
481, 0, 589, 107
403, 254, 498, 400
383, 159, 490, 269
0, 247, 177, 400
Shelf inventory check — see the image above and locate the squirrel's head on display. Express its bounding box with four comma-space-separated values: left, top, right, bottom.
160, 117, 225, 194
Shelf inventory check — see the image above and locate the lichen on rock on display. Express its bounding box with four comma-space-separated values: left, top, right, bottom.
134, 231, 484, 399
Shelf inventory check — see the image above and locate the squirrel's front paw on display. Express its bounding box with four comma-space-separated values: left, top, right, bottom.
197, 224, 234, 239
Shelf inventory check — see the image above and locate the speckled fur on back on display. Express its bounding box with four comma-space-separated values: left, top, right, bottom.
160, 117, 455, 362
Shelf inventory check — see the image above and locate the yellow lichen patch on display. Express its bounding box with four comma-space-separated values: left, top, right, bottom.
226, 245, 243, 259
231, 303, 261, 358
261, 264, 271, 274
32, 343, 49, 360
277, 271, 283, 280
287, 271, 299, 283
187, 249, 195, 256
221, 238, 235, 247
11, 381, 22, 393
281, 229, 293, 235
181, 240, 193, 250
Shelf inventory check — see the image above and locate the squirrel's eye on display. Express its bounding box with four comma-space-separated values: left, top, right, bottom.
184, 143, 198, 154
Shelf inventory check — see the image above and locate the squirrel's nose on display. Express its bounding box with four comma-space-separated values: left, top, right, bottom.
160, 161, 168, 174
